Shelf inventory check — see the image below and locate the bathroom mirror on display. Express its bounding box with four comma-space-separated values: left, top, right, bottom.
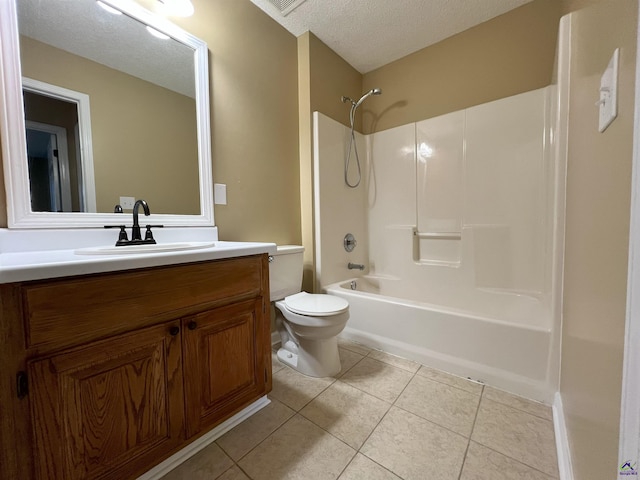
0, 0, 213, 228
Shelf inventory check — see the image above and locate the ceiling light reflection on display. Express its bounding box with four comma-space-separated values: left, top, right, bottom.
146, 26, 170, 39
96, 1, 122, 15
418, 142, 434, 158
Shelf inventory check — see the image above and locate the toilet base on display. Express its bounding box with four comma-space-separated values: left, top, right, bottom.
277, 336, 341, 378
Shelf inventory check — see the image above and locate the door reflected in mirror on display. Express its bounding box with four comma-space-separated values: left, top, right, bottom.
23, 85, 96, 213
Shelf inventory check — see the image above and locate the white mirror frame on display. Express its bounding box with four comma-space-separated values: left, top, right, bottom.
0, 0, 214, 228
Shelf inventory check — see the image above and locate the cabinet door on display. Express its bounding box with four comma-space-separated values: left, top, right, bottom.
183, 298, 268, 437
28, 322, 184, 480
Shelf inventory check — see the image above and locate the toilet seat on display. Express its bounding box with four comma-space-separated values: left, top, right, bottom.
284, 292, 349, 316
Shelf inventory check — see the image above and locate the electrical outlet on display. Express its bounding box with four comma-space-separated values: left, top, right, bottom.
120, 196, 135, 209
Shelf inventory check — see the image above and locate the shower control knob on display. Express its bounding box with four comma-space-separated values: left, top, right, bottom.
344, 233, 357, 252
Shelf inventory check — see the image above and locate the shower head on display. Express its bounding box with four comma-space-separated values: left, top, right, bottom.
354, 88, 382, 108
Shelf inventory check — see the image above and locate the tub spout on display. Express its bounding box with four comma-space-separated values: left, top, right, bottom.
348, 262, 365, 270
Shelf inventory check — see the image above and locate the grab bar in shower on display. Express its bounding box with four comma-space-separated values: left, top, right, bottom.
414, 231, 462, 240
348, 262, 365, 270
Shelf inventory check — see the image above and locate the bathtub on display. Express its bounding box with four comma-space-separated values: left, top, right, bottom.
325, 276, 554, 402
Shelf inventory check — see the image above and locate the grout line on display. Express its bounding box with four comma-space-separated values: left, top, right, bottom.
415, 371, 484, 396
467, 394, 559, 478
357, 451, 405, 479
457, 384, 485, 480
481, 392, 554, 422
218, 402, 296, 465
469, 441, 560, 479
336, 349, 367, 378
335, 453, 358, 479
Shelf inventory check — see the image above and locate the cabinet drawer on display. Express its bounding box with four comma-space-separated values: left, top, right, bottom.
23, 255, 266, 350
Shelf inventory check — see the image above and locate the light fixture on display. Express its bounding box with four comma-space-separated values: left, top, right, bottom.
157, 0, 195, 17
96, 0, 122, 15
146, 26, 170, 40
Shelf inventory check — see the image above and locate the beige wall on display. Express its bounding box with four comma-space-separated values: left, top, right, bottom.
155, 0, 301, 244
308, 33, 364, 131
362, 0, 562, 133
561, 1, 637, 478
561, 0, 603, 14
298, 32, 363, 291
20, 36, 199, 215
1, 0, 301, 243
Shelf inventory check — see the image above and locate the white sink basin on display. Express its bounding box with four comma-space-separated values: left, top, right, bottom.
75, 242, 216, 255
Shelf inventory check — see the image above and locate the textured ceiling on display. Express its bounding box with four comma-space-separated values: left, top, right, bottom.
18, 0, 195, 97
250, 0, 535, 73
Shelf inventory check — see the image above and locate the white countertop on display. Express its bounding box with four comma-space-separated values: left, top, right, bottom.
0, 227, 277, 284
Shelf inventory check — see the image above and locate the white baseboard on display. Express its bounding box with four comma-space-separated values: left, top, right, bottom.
553, 392, 574, 480
271, 331, 280, 346
136, 396, 271, 480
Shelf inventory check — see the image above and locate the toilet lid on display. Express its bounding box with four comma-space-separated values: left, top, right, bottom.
284, 292, 349, 316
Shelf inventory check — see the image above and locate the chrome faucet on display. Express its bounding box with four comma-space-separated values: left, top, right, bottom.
348, 262, 365, 270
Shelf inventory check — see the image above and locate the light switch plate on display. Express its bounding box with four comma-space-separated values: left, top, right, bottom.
214, 184, 227, 205
599, 48, 619, 133
119, 196, 135, 209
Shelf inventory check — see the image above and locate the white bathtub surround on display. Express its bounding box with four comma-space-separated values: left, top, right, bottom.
314, 84, 566, 402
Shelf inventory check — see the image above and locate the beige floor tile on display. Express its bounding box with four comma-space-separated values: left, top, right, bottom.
472, 398, 559, 477
216, 398, 295, 461
367, 350, 421, 373
338, 337, 372, 356
460, 442, 557, 480
238, 414, 356, 480
338, 453, 402, 480
340, 357, 413, 403
160, 442, 233, 480
483, 386, 553, 421
417, 365, 483, 395
336, 348, 364, 378
300, 380, 391, 449
270, 366, 335, 411
216, 465, 251, 480
395, 374, 480, 436
361, 406, 468, 480
272, 350, 285, 374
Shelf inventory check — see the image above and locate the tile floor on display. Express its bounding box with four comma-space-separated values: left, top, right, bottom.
161, 339, 559, 480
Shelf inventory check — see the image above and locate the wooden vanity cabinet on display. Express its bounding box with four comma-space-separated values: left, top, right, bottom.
183, 298, 267, 438
28, 322, 185, 480
0, 254, 272, 480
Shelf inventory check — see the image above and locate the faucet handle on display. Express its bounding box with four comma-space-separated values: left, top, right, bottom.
104, 225, 129, 245
144, 224, 164, 243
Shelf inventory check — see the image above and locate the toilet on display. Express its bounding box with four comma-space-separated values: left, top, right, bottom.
269, 245, 349, 377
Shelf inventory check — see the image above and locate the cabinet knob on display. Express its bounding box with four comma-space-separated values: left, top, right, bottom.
169, 326, 180, 336
188, 321, 197, 330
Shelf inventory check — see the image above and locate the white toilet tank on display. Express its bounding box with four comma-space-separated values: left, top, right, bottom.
269, 245, 304, 301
